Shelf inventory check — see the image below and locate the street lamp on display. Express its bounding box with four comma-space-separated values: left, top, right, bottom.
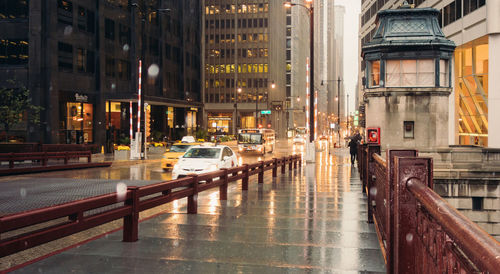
284, 0, 314, 142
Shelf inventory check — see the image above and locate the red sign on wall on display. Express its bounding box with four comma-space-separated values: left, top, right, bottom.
367, 127, 380, 145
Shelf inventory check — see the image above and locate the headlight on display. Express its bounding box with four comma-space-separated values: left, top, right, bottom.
207, 164, 218, 172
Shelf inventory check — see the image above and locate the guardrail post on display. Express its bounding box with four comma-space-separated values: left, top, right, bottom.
220, 168, 228, 200
123, 186, 139, 242
392, 157, 433, 273
9, 153, 14, 169
88, 151, 92, 163
242, 164, 249, 190
366, 145, 381, 224
42, 152, 48, 166
272, 158, 278, 177
258, 161, 264, 184
64, 152, 69, 164
187, 175, 199, 214
288, 156, 293, 171
281, 157, 286, 174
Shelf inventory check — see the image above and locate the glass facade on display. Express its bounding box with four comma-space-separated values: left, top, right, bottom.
455, 35, 489, 146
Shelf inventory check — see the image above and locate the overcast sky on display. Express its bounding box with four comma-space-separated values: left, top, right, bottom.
335, 0, 361, 113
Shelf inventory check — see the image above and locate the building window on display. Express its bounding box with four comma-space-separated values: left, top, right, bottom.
404, 121, 414, 139
472, 197, 483, 211
368, 60, 380, 87
385, 59, 434, 87
58, 42, 73, 72
118, 24, 130, 46
76, 48, 94, 73
105, 57, 115, 77
0, 0, 29, 19
105, 18, 115, 40
439, 59, 449, 87
57, 0, 73, 25
117, 60, 130, 80
0, 39, 28, 64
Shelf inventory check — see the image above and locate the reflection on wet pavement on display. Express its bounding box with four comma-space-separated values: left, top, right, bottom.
13, 144, 385, 273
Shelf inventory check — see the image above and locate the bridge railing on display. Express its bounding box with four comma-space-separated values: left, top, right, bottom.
358, 144, 500, 273
0, 155, 302, 258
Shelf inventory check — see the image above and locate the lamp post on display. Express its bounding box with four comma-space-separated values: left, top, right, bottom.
321, 77, 342, 146
131, 2, 170, 159
284, 0, 314, 142
235, 87, 241, 130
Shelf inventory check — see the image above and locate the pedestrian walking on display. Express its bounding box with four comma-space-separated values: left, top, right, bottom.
348, 138, 358, 165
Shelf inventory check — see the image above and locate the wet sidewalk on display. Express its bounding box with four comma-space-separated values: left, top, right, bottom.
11, 150, 385, 273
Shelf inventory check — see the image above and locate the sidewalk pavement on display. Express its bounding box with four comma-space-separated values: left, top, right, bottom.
8, 150, 385, 273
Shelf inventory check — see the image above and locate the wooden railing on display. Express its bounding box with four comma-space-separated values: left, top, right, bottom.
0, 151, 92, 169
358, 144, 500, 273
0, 155, 301, 257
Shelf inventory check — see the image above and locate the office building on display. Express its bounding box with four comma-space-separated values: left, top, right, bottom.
0, 0, 202, 149
202, 0, 287, 137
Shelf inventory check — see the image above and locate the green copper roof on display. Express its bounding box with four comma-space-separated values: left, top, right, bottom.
362, 6, 455, 55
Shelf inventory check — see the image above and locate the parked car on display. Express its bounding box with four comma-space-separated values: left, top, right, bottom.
161, 142, 201, 171
293, 134, 307, 144
171, 144, 238, 180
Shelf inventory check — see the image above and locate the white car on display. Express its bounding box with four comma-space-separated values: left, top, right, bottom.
171, 145, 238, 180
293, 134, 307, 144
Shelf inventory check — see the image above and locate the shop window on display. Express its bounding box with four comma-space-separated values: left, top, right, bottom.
65, 102, 93, 144
105, 18, 115, 40
0, 39, 28, 64
57, 0, 73, 25
58, 42, 73, 72
0, 0, 29, 20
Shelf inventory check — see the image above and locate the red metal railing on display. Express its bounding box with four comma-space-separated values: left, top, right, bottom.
0, 151, 92, 169
0, 155, 302, 257
359, 145, 500, 273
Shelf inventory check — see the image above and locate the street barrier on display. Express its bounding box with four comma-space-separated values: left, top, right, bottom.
358, 144, 500, 273
0, 155, 302, 257
0, 151, 110, 175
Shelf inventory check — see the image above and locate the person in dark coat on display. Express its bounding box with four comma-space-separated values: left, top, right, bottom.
348, 138, 358, 165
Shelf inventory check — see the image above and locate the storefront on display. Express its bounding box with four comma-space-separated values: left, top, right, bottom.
59, 92, 95, 144
207, 113, 232, 134
186, 107, 198, 136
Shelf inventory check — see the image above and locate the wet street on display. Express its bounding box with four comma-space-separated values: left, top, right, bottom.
1, 140, 385, 272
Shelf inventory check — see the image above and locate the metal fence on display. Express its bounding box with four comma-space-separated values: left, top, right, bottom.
0, 155, 301, 258
358, 144, 500, 273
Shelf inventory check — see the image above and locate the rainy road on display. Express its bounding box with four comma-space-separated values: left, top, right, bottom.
0, 139, 313, 215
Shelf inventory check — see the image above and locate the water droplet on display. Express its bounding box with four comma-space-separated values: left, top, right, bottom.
116, 182, 128, 201
173, 239, 179, 247
123, 44, 130, 52
406, 233, 413, 243
369, 187, 377, 197
20, 188, 27, 198
148, 64, 160, 78
64, 25, 73, 35
111, 83, 116, 89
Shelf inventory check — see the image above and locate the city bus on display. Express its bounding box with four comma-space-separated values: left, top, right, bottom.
237, 128, 275, 154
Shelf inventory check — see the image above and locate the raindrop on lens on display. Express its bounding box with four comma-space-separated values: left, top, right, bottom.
123, 44, 130, 52
20, 188, 27, 198
406, 233, 413, 243
64, 25, 73, 35
369, 187, 377, 197
116, 182, 128, 201
148, 64, 160, 78
173, 239, 179, 247
111, 83, 116, 90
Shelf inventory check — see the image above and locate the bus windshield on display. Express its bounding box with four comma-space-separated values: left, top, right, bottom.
238, 133, 262, 144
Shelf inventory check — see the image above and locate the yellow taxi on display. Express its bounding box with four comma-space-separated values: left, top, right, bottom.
161, 142, 201, 171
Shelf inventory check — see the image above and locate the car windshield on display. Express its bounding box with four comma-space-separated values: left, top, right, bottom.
238, 133, 262, 144
169, 145, 193, 152
183, 148, 221, 159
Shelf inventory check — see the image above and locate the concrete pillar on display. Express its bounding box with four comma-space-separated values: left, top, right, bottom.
488, 34, 500, 148
487, 1, 500, 148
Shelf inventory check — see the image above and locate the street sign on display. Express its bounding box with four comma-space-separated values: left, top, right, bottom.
261, 110, 271, 114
